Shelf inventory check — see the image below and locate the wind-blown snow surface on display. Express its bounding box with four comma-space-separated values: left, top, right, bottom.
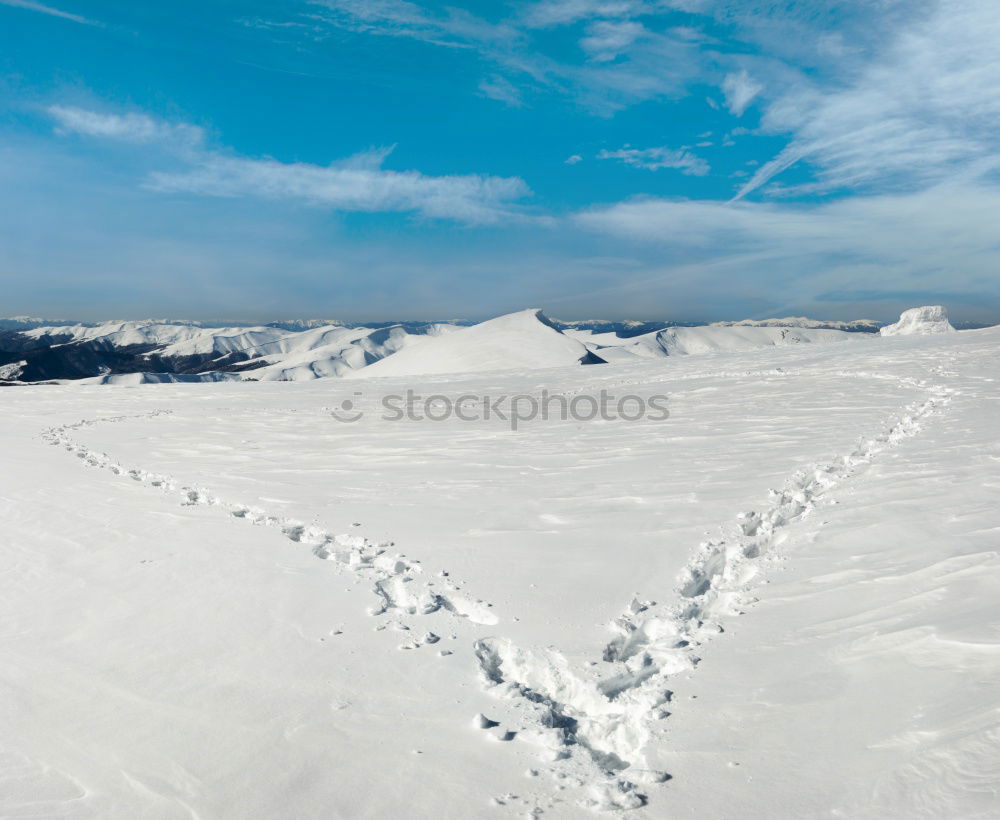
2, 328, 999, 817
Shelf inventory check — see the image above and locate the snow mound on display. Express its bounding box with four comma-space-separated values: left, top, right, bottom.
880, 306, 956, 337
351, 309, 605, 378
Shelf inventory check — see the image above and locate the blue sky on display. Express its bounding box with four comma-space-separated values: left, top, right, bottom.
1, 0, 999, 321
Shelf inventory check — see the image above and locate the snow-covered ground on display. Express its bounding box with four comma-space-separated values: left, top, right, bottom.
2, 325, 998, 818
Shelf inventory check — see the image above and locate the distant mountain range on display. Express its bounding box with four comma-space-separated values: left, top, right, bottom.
0, 309, 990, 384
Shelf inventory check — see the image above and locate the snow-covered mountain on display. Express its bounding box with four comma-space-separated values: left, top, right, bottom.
711, 316, 880, 332
0, 320, 458, 383
0, 316, 54, 331
566, 324, 864, 362
549, 318, 685, 337
352, 309, 605, 378
0, 306, 982, 384
237, 323, 459, 381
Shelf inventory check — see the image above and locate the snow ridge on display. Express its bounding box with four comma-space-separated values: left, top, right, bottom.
473, 373, 955, 812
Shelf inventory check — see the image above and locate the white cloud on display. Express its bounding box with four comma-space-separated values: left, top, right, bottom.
735, 0, 1000, 199
580, 20, 646, 62
47, 106, 204, 148
520, 0, 706, 28
47, 105, 529, 223
478, 74, 525, 107
565, 154, 583, 165
570, 177, 1000, 315
294, 0, 712, 114
0, 0, 97, 25
577, 180, 1000, 277
721, 69, 762, 116
148, 150, 530, 224
598, 145, 709, 175
307, 0, 518, 48
521, 0, 640, 28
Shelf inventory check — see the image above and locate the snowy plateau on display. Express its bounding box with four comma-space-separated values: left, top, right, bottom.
1, 306, 998, 819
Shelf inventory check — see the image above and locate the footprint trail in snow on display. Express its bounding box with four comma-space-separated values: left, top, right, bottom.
41, 412, 499, 635
40, 369, 956, 814
472, 373, 955, 811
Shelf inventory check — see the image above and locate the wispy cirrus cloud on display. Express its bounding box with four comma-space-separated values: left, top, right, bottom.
519, 0, 706, 29
477, 74, 526, 107
521, 0, 638, 28
305, 0, 520, 48
572, 177, 1000, 317
148, 152, 530, 223
578, 180, 1000, 275
598, 145, 709, 174
579, 20, 646, 62
0, 0, 97, 25
46, 106, 530, 223
47, 106, 205, 148
735, 0, 1000, 199
721, 69, 761, 116
277, 0, 713, 114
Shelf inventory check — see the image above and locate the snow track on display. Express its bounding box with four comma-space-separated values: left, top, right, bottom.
40, 369, 956, 814
41, 413, 499, 634
473, 373, 956, 811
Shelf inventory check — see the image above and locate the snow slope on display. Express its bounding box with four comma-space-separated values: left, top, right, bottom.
352, 308, 604, 378
244, 323, 458, 381
1, 324, 998, 818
